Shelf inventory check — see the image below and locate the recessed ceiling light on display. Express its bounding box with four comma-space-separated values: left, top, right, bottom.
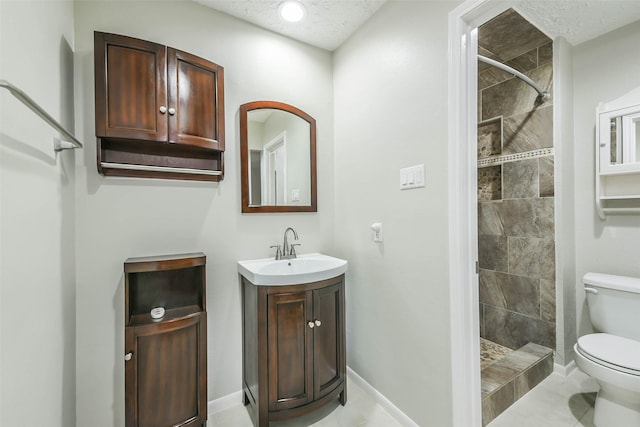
278, 1, 306, 23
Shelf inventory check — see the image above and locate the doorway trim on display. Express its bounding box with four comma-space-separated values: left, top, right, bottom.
447, 1, 518, 426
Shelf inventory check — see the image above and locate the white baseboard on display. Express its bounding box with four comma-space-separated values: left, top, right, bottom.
347, 367, 419, 427
554, 360, 577, 377
208, 390, 243, 416
207, 368, 418, 426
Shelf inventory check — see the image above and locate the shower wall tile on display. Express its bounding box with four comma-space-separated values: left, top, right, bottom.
508, 237, 555, 281
479, 269, 540, 317
503, 159, 539, 199
540, 279, 556, 322
502, 198, 554, 238
478, 9, 555, 360
478, 201, 505, 236
478, 202, 501, 237
503, 106, 553, 154
481, 63, 552, 121
484, 305, 556, 350
479, 67, 514, 91
478, 9, 551, 63
478, 46, 497, 72
505, 48, 538, 73
539, 156, 555, 197
479, 198, 554, 238
479, 235, 508, 271
538, 42, 553, 66
478, 118, 502, 159
478, 166, 502, 201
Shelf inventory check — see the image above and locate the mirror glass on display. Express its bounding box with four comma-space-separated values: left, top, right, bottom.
240, 101, 317, 213
608, 113, 640, 165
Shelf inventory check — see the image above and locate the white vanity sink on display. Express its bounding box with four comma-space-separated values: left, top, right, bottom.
237, 253, 348, 286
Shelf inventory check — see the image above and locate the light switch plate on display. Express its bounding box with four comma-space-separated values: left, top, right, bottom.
400, 164, 425, 190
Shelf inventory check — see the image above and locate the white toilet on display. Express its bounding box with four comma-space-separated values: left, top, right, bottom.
575, 272, 640, 427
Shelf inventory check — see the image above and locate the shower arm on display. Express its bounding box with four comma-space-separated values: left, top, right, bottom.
477, 55, 551, 103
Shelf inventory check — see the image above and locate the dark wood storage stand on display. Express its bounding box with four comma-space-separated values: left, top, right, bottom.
124, 253, 207, 427
242, 275, 346, 426
94, 32, 225, 181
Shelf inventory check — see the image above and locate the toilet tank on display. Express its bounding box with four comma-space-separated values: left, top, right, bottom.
583, 272, 640, 341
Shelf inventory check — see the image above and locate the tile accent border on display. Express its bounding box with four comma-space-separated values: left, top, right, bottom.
478, 147, 554, 168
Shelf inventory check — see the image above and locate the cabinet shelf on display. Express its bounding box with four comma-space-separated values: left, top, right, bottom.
128, 304, 202, 326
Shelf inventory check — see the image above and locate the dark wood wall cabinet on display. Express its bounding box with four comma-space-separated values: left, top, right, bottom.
242, 275, 346, 426
95, 32, 225, 181
124, 253, 207, 427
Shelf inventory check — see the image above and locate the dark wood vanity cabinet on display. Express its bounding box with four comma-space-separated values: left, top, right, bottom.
94, 32, 225, 181
124, 253, 207, 427
242, 275, 346, 426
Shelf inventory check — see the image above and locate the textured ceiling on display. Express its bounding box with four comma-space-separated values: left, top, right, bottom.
517, 0, 640, 46
193, 0, 640, 52
193, 0, 387, 51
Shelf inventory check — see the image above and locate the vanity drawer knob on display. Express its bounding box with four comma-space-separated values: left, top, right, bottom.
315, 320, 322, 327
124, 352, 133, 361
159, 106, 167, 114
307, 321, 315, 329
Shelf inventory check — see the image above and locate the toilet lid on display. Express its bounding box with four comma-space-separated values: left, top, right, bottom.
577, 333, 640, 374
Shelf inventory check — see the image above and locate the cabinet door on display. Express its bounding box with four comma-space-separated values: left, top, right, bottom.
167, 48, 225, 150
94, 32, 168, 141
313, 282, 345, 400
267, 291, 314, 411
125, 313, 207, 427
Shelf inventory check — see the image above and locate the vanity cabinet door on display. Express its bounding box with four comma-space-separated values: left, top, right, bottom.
267, 291, 314, 411
95, 32, 168, 142
125, 313, 207, 427
168, 48, 225, 151
313, 282, 346, 400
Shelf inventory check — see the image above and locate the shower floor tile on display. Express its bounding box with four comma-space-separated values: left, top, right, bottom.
481, 338, 512, 370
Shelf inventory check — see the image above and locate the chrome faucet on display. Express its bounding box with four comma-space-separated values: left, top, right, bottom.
281, 227, 300, 259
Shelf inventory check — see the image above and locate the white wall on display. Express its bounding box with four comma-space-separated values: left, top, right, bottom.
73, 1, 333, 425
573, 21, 640, 336
0, 1, 76, 426
333, 1, 457, 425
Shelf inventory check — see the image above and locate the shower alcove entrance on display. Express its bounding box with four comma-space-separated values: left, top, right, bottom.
476, 9, 555, 425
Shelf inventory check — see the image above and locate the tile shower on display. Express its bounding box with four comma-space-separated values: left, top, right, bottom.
476, 9, 555, 425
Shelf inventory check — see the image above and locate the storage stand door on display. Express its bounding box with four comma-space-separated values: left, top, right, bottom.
125, 313, 207, 427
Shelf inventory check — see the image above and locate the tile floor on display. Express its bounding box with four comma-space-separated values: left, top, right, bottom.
207, 376, 403, 427
208, 368, 597, 427
488, 368, 598, 427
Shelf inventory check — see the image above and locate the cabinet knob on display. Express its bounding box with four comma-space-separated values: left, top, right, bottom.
168, 107, 176, 116
159, 106, 167, 114
124, 352, 133, 361
307, 321, 315, 329
315, 319, 322, 327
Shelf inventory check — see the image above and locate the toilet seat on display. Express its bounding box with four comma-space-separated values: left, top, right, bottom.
577, 333, 640, 376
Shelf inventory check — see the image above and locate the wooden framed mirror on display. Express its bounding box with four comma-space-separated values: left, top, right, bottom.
240, 101, 317, 213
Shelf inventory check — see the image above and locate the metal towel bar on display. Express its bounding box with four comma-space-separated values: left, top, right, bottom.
0, 79, 83, 151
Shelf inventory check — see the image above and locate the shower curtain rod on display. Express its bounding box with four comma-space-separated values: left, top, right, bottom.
477, 55, 551, 102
